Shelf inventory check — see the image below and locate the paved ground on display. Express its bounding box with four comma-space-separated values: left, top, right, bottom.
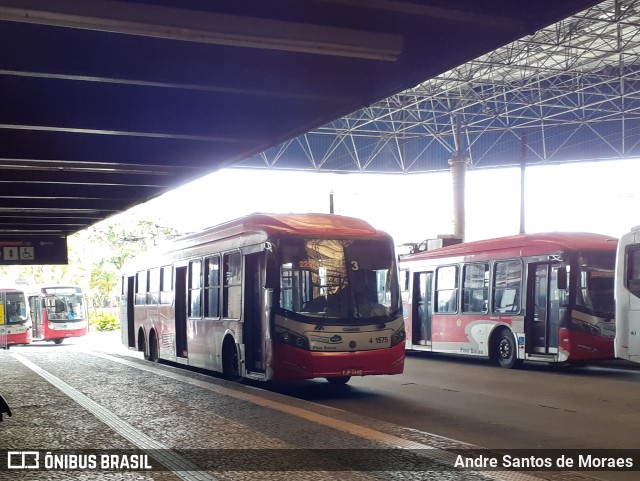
0, 332, 605, 481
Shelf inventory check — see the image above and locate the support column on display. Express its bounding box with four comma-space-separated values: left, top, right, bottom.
519, 134, 527, 234
449, 152, 469, 241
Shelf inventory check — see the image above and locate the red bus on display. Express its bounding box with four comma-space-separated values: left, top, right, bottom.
399, 232, 617, 368
121, 213, 405, 384
0, 286, 33, 348
28, 285, 89, 344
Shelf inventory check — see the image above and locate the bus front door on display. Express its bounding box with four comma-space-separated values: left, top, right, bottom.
28, 295, 42, 339
126, 276, 135, 348
412, 271, 433, 346
527, 264, 561, 356
243, 253, 265, 373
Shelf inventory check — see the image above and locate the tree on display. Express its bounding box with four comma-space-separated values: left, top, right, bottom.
0, 216, 181, 310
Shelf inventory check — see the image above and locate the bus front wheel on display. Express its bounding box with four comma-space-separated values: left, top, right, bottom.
222, 340, 243, 383
326, 376, 351, 385
493, 329, 522, 369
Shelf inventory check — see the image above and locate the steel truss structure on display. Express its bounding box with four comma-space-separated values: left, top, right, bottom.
238, 0, 640, 174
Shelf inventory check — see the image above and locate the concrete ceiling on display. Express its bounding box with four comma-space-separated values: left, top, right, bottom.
0, 0, 601, 241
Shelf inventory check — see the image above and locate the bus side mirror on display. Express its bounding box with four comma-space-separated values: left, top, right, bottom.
557, 266, 567, 290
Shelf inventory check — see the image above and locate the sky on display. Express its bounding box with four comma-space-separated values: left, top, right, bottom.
122, 158, 640, 252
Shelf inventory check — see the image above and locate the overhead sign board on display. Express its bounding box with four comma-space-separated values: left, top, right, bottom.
0, 237, 68, 265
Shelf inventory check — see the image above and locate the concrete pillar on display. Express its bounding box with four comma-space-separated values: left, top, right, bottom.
449, 152, 469, 241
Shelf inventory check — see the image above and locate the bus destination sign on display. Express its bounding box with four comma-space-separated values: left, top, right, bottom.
0, 237, 68, 265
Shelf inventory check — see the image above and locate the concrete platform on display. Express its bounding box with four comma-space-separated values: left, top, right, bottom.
0, 332, 599, 481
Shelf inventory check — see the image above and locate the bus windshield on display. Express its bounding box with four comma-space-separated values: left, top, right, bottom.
3, 291, 28, 324
575, 251, 615, 317
43, 287, 86, 321
278, 238, 400, 321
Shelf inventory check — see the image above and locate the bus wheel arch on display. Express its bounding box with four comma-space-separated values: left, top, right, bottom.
490, 326, 522, 369
221, 335, 243, 382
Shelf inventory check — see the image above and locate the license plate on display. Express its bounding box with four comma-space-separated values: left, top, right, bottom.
342, 368, 363, 376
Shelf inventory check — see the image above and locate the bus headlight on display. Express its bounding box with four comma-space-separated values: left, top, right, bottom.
391, 327, 406, 346
277, 330, 309, 350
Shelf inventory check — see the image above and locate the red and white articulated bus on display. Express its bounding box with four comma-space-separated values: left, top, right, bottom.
398, 232, 617, 368
0, 286, 33, 348
121, 213, 405, 384
28, 285, 89, 344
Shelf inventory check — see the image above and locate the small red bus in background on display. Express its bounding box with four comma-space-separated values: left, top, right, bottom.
399, 232, 617, 368
121, 213, 405, 384
28, 285, 89, 344
0, 286, 33, 348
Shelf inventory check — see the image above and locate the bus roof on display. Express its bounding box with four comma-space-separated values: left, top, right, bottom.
179, 213, 388, 243
400, 232, 618, 264
0, 286, 28, 293
124, 213, 392, 271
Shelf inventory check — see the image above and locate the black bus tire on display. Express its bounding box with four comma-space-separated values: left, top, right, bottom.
494, 328, 522, 369
149, 330, 159, 363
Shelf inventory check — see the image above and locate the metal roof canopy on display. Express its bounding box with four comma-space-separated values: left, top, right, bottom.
238, 0, 640, 173
0, 0, 600, 245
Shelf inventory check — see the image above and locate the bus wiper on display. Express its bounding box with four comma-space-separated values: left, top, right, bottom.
314, 308, 330, 330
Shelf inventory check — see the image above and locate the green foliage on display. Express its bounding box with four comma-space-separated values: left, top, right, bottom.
89, 262, 120, 310
0, 217, 181, 312
90, 312, 120, 332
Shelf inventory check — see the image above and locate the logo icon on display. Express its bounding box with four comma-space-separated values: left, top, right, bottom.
7, 451, 40, 469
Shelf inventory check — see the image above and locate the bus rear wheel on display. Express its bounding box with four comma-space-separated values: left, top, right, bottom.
493, 328, 522, 369
148, 330, 159, 363
326, 376, 351, 385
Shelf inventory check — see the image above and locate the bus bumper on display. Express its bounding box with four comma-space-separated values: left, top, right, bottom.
8, 330, 32, 345
272, 341, 405, 381
561, 328, 615, 361
46, 327, 87, 340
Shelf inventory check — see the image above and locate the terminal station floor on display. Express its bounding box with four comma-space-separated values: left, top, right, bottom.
0, 333, 610, 481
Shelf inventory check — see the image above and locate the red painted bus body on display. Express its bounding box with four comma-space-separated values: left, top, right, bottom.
121, 213, 405, 384
1, 287, 33, 347
28, 286, 89, 344
399, 232, 617, 368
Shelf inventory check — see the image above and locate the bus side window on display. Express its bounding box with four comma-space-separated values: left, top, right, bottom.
462, 263, 489, 313
135, 271, 147, 305
189, 259, 202, 317
627, 246, 640, 297
147, 267, 160, 305
493, 260, 522, 313
160, 265, 174, 305
223, 252, 242, 318
204, 256, 220, 318
400, 268, 410, 303
435, 265, 458, 313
